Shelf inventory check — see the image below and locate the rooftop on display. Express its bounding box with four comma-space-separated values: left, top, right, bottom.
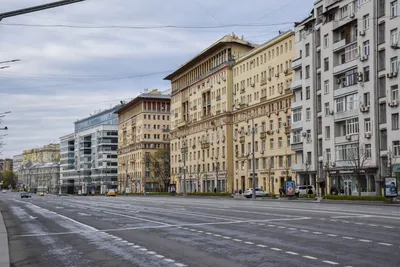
115, 89, 171, 115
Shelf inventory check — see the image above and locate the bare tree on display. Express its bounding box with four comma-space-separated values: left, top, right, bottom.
386, 148, 398, 178
347, 135, 369, 197
148, 148, 170, 192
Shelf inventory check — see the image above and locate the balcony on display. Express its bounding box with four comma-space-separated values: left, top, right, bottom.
333, 84, 358, 97
291, 163, 304, 171
260, 96, 268, 102
291, 101, 303, 110
332, 39, 346, 52
260, 79, 267, 86
333, 59, 358, 74
291, 120, 303, 130
177, 120, 187, 128
201, 142, 210, 149
216, 95, 221, 101
260, 132, 267, 139
291, 58, 302, 70
291, 80, 302, 90
240, 136, 245, 143
284, 126, 291, 135
291, 142, 303, 151
334, 109, 358, 121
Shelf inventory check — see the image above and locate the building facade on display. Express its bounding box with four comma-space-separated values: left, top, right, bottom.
59, 106, 120, 195
165, 34, 256, 193
292, 0, 399, 196
12, 154, 23, 176
0, 158, 13, 171
19, 162, 60, 193
232, 31, 295, 194
22, 143, 60, 164
116, 89, 171, 193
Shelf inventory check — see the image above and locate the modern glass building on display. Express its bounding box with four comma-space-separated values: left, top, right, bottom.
60, 105, 120, 194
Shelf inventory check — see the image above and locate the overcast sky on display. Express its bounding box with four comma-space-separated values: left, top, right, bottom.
0, 0, 314, 158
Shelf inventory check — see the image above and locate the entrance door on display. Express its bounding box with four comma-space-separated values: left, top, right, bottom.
344, 180, 352, 195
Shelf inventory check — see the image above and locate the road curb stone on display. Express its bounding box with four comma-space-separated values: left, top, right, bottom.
0, 209, 10, 267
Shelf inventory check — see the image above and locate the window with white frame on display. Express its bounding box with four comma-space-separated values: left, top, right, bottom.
340, 5, 348, 18
392, 85, 399, 100
324, 34, 329, 48
278, 137, 283, 148
363, 92, 371, 106
269, 120, 274, 130
325, 103, 330, 116
336, 97, 344, 112
393, 140, 400, 156
358, 0, 371, 6
293, 130, 301, 143
365, 118, 372, 132
363, 14, 370, 30
336, 143, 358, 160
324, 80, 329, 94
306, 108, 311, 121
346, 118, 359, 134
325, 126, 331, 139
347, 94, 358, 110
293, 109, 302, 122
326, 148, 331, 162
392, 113, 399, 130
391, 1, 398, 17
344, 44, 358, 62
390, 57, 398, 72
363, 40, 370, 56
391, 28, 399, 45
365, 144, 372, 159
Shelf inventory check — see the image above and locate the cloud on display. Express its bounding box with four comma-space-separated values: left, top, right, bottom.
0, 0, 315, 158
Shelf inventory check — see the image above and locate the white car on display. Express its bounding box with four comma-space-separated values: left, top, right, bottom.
244, 188, 269, 198
295, 185, 315, 195
2, 189, 6, 193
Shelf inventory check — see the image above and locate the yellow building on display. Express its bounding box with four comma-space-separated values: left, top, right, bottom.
22, 143, 60, 164
165, 34, 256, 193
116, 89, 171, 193
232, 30, 295, 194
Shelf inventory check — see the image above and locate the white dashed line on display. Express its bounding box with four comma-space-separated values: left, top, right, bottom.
341, 221, 350, 223
233, 239, 242, 242
205, 232, 212, 235
121, 240, 128, 243
355, 222, 363, 225
139, 248, 148, 251
258, 223, 265, 226
257, 244, 267, 248
288, 227, 297, 230
378, 242, 393, 246
213, 234, 221, 237
155, 255, 164, 258
164, 259, 175, 263
300, 229, 309, 233
127, 243, 134, 245
147, 251, 156, 255
244, 241, 254, 244
343, 237, 354, 240
133, 245, 141, 248
383, 226, 394, 229
285, 251, 299, 255
326, 234, 338, 237
330, 219, 338, 222
190, 229, 196, 232
303, 256, 318, 260
313, 232, 323, 235
197, 230, 204, 233
271, 248, 282, 251
278, 226, 286, 229
267, 224, 275, 227
223, 236, 231, 239
368, 224, 377, 227
323, 260, 339, 265
175, 263, 186, 267
359, 239, 371, 243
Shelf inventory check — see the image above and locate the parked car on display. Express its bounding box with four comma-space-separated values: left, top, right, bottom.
244, 188, 269, 198
295, 185, 315, 195
107, 189, 116, 197
21, 192, 31, 198
1, 189, 6, 193
39, 192, 45, 196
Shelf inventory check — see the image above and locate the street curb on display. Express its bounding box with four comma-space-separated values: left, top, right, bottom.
0, 210, 10, 267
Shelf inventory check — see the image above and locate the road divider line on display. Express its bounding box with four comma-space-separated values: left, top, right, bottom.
323, 260, 339, 265
303, 256, 317, 260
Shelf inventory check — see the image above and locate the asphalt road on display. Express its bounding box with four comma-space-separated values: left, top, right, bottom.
1, 192, 400, 267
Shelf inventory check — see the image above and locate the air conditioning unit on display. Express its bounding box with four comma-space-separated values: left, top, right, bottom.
349, 12, 355, 18
268, 77, 272, 81
329, 110, 334, 115
302, 132, 307, 137
251, 83, 255, 87
390, 42, 399, 49
217, 80, 221, 84
345, 135, 351, 140
283, 122, 287, 127
284, 70, 289, 75
387, 73, 394, 78
360, 56, 368, 62
275, 73, 279, 77
336, 78, 341, 84
365, 132, 372, 139
360, 105, 370, 112
359, 30, 366, 36
392, 100, 399, 107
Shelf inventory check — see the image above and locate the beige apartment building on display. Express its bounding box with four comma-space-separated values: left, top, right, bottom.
22, 143, 60, 164
232, 31, 295, 194
165, 34, 256, 194
116, 89, 171, 193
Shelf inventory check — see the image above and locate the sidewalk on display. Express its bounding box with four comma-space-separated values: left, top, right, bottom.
0, 210, 10, 267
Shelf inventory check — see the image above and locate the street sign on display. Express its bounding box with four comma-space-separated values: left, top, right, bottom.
285, 181, 295, 196
384, 177, 398, 197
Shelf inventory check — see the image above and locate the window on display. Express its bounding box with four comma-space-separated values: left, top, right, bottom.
363, 92, 371, 106
278, 137, 283, 148
378, 0, 385, 17
391, 1, 398, 17
325, 126, 331, 139
336, 97, 344, 112
305, 43, 310, 57
336, 94, 358, 112
305, 65, 310, 78
293, 130, 301, 143
364, 66, 370, 82
336, 143, 359, 160
326, 148, 331, 162
270, 138, 274, 150
278, 118, 282, 128
324, 58, 329, 71
293, 109, 302, 122
325, 103, 330, 116
392, 85, 399, 100
306, 130, 311, 141
379, 103, 387, 123
392, 113, 399, 130
306, 108, 311, 121
324, 80, 329, 94
365, 144, 372, 159
340, 5, 348, 19
324, 34, 329, 48
346, 118, 359, 135
394, 140, 400, 156
363, 40, 370, 56
269, 120, 274, 130
344, 44, 358, 62
306, 86, 310, 99
365, 118, 372, 133
363, 14, 370, 30
391, 28, 399, 45
378, 22, 385, 44
379, 76, 386, 97
390, 57, 398, 73
279, 156, 283, 168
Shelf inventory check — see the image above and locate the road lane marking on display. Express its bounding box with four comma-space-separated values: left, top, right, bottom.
271, 248, 282, 251
175, 264, 186, 267
155, 255, 164, 258
378, 242, 392, 246
383, 226, 394, 229
278, 226, 286, 229
233, 239, 242, 242
343, 237, 354, 240
139, 248, 148, 251
164, 259, 175, 263
244, 241, 254, 244
213, 234, 221, 237
147, 251, 156, 255
326, 234, 338, 237
223, 236, 231, 239
257, 244, 267, 247
313, 232, 323, 235
300, 229, 309, 232
102, 211, 172, 226
359, 239, 371, 243
323, 260, 339, 265
303, 256, 317, 260
288, 227, 297, 230
285, 251, 299, 255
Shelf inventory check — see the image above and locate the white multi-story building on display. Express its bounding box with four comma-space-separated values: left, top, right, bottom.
60, 105, 120, 195
292, 0, 399, 196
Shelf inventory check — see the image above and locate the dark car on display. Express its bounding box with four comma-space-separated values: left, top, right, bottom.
21, 192, 32, 198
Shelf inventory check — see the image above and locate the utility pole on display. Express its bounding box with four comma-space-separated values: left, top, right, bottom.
0, 1, 85, 21
251, 117, 256, 200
